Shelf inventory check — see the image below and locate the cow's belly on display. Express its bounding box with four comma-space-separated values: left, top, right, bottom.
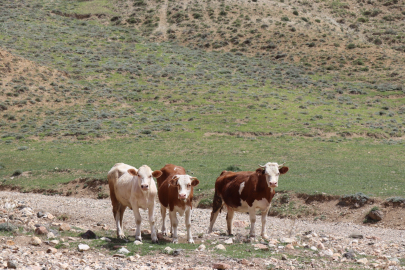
230, 198, 270, 212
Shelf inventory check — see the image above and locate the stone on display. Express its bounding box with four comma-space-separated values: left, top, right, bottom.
35, 226, 48, 235
59, 223, 71, 231
368, 210, 384, 221
81, 230, 97, 239
134, 240, 143, 245
47, 247, 58, 253
30, 236, 42, 246
212, 263, 231, 269
253, 243, 269, 251
6, 240, 15, 246
357, 258, 368, 264
317, 242, 325, 250
197, 244, 206, 251
280, 237, 295, 244
49, 240, 59, 246
343, 252, 356, 260
349, 234, 363, 239
285, 244, 294, 250
37, 211, 46, 218
47, 232, 55, 239
7, 261, 17, 269
118, 247, 130, 254
281, 254, 288, 260
78, 244, 90, 251
164, 247, 173, 254
224, 238, 233, 244
214, 244, 226, 251
322, 249, 334, 257
100, 237, 111, 242
172, 249, 182, 256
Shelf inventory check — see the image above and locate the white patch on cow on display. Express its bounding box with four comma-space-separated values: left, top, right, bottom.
238, 197, 270, 213
238, 182, 245, 195
172, 205, 187, 216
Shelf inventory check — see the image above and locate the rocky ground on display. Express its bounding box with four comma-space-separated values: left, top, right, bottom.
0, 191, 404, 270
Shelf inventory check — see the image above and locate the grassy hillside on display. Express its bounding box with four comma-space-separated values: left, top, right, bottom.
0, 0, 404, 197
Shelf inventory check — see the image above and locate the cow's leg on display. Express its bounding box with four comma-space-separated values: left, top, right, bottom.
148, 206, 158, 244
261, 206, 271, 239
185, 206, 194, 243
160, 205, 168, 236
248, 207, 256, 239
133, 207, 142, 242
115, 204, 126, 239
208, 191, 223, 233
226, 207, 235, 236
169, 211, 179, 243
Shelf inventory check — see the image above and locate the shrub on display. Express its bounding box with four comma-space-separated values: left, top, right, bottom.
225, 165, 241, 172
281, 16, 290, 22
347, 43, 356, 49
293, 10, 299, 16
12, 170, 23, 176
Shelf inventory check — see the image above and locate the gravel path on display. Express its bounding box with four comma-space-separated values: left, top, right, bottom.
1, 191, 404, 269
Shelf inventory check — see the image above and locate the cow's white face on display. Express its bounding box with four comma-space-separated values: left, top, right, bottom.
261, 162, 289, 188
169, 175, 199, 201
128, 165, 162, 192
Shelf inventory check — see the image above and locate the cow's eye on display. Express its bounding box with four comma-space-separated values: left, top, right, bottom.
187, 184, 191, 188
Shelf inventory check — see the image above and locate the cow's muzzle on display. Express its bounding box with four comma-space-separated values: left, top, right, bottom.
141, 184, 149, 191
178, 193, 187, 200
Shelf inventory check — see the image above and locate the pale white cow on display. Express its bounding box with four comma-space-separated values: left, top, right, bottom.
108, 163, 162, 243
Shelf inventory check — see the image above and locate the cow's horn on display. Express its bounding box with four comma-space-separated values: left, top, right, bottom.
259, 164, 266, 168
278, 162, 286, 167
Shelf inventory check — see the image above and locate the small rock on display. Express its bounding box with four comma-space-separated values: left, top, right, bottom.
47, 213, 55, 220
100, 237, 111, 242
172, 249, 182, 256
78, 244, 90, 251
81, 230, 96, 239
59, 223, 71, 232
47, 247, 58, 254
196, 244, 206, 251
49, 240, 59, 246
118, 247, 130, 254
113, 254, 125, 258
317, 242, 325, 250
6, 240, 15, 246
349, 234, 363, 239
343, 252, 356, 260
37, 211, 46, 218
224, 238, 233, 244
253, 243, 268, 251
322, 249, 334, 257
285, 244, 294, 250
30, 236, 42, 246
35, 226, 48, 235
357, 258, 368, 265
368, 210, 384, 221
212, 262, 231, 269
214, 244, 226, 251
134, 240, 143, 245
310, 246, 318, 251
164, 247, 173, 254
281, 254, 288, 260
7, 261, 17, 269
47, 232, 55, 239
280, 237, 294, 244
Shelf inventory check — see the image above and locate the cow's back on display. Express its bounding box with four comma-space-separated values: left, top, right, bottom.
215, 171, 255, 208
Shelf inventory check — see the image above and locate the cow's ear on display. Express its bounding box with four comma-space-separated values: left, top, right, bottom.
190, 177, 200, 187
256, 168, 265, 174
168, 176, 179, 186
128, 168, 137, 176
152, 170, 162, 178
279, 166, 289, 174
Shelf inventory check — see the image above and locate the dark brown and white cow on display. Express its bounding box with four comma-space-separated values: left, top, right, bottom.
208, 162, 288, 239
156, 164, 200, 243
108, 163, 162, 243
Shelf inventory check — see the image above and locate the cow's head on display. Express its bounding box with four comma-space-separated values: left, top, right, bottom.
168, 175, 199, 201
128, 165, 162, 192
257, 162, 288, 188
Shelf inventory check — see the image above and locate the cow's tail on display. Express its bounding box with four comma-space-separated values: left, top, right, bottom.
208, 190, 223, 233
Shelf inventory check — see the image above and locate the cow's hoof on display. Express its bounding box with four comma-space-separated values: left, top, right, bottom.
187, 239, 195, 244
152, 239, 159, 244
262, 234, 269, 240
135, 237, 142, 242
172, 239, 178, 244
118, 235, 126, 240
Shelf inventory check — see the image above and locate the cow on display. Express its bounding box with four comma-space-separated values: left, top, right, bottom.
107, 163, 162, 243
156, 164, 200, 243
207, 162, 288, 239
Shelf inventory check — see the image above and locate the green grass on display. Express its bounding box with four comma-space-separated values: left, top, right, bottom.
1, 135, 404, 197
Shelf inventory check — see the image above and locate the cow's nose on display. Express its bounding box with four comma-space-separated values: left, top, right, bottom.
179, 193, 186, 199
141, 185, 149, 189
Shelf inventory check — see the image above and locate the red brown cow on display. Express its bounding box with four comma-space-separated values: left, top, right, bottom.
208, 162, 288, 239
156, 164, 200, 243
